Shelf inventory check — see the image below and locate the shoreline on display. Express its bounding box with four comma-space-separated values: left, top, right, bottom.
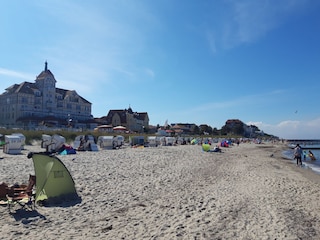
1, 142, 320, 239
282, 145, 320, 180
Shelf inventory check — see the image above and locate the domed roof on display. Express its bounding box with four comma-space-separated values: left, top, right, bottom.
36, 61, 55, 80
127, 106, 133, 114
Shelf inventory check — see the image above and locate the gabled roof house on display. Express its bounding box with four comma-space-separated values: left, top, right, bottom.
99, 106, 149, 133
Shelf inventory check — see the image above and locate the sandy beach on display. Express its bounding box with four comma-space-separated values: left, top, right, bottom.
1, 141, 320, 239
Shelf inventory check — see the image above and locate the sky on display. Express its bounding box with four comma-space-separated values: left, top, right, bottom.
0, 0, 320, 139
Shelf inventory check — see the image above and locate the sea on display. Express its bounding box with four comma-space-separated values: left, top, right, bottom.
283, 140, 320, 174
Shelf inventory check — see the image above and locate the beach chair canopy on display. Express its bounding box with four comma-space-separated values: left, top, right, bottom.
27, 152, 77, 203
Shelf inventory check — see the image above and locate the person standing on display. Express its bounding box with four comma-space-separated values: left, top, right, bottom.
294, 144, 303, 166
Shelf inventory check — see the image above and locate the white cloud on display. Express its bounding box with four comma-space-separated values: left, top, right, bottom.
0, 68, 34, 81
247, 118, 320, 139
206, 31, 217, 54
215, 0, 314, 49
33, 1, 154, 89
144, 68, 155, 78
191, 89, 285, 113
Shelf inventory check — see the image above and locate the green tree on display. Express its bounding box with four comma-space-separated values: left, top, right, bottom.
212, 127, 219, 135
234, 124, 244, 135
193, 125, 200, 135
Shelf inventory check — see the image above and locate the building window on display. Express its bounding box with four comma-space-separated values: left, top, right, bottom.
21, 97, 28, 104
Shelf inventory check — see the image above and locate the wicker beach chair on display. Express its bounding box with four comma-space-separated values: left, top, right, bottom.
6, 175, 36, 212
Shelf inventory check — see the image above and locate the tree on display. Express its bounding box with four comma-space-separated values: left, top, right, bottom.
234, 124, 244, 135
193, 125, 200, 135
212, 127, 219, 135
220, 125, 230, 135
199, 124, 213, 135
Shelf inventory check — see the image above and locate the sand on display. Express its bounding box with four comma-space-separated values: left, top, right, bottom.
1, 141, 320, 239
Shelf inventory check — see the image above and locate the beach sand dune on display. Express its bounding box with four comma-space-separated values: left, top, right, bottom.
1, 142, 320, 239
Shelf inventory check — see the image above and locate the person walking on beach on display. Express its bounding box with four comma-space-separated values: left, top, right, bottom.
294, 144, 302, 166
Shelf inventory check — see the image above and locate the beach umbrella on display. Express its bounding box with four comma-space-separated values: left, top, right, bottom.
113, 126, 127, 131
97, 125, 113, 129
94, 125, 113, 132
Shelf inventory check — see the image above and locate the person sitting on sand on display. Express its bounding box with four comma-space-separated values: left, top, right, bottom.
78, 137, 86, 151
212, 145, 221, 152
294, 144, 302, 166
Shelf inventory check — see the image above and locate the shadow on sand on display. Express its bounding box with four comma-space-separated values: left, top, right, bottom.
10, 194, 82, 223
38, 194, 82, 208
11, 209, 46, 223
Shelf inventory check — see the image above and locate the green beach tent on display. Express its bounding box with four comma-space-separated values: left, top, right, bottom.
28, 152, 77, 203
202, 143, 211, 152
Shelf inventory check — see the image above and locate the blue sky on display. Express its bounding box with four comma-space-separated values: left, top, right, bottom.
1, 0, 320, 139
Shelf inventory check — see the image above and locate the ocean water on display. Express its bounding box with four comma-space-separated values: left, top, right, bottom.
283, 148, 320, 174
